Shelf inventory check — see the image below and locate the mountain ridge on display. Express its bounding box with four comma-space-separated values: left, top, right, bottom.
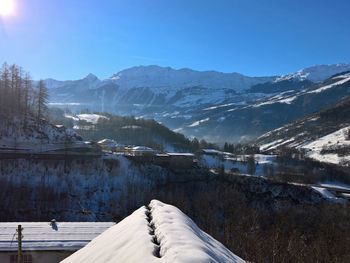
44, 63, 350, 143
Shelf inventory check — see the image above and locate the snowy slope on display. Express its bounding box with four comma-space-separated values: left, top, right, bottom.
62, 200, 245, 263
276, 63, 350, 82
65, 114, 108, 124
302, 126, 350, 165
0, 116, 82, 148
255, 75, 350, 152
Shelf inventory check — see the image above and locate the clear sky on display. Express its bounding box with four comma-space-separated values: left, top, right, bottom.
1, 0, 349, 80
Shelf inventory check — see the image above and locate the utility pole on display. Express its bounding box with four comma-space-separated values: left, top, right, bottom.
17, 225, 23, 263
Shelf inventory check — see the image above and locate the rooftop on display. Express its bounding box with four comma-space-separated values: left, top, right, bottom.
0, 222, 114, 251
62, 200, 245, 263
167, 152, 194, 157
132, 146, 154, 151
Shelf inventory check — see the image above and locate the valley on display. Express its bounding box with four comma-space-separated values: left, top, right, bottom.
1, 62, 350, 262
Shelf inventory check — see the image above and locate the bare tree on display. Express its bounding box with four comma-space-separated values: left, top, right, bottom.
36, 80, 49, 123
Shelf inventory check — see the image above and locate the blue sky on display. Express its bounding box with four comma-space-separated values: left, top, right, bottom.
0, 0, 349, 80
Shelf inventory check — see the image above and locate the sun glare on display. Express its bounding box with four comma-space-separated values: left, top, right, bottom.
0, 0, 14, 16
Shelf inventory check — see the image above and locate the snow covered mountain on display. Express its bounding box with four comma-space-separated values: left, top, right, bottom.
45, 63, 350, 142
110, 65, 274, 91
62, 200, 245, 263
255, 86, 350, 165
275, 63, 350, 82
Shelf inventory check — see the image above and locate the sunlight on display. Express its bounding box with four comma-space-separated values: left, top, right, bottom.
0, 0, 14, 16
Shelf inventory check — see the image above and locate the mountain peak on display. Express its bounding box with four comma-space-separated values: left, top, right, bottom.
109, 65, 273, 91
276, 63, 350, 82
82, 73, 99, 81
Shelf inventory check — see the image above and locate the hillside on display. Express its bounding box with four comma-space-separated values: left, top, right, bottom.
49, 109, 211, 152
255, 80, 350, 165
0, 114, 82, 149
62, 200, 245, 263
0, 63, 84, 152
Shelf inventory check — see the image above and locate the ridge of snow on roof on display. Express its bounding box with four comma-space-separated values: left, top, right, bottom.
202, 149, 221, 154
98, 139, 115, 144
0, 222, 114, 251
132, 146, 154, 151
62, 200, 245, 263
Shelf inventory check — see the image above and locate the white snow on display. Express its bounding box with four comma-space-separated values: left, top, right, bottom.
0, 222, 114, 251
318, 182, 350, 191
62, 200, 245, 263
132, 146, 154, 151
259, 139, 284, 151
65, 114, 108, 124
0, 117, 82, 148
252, 95, 297, 107
311, 187, 337, 200
199, 153, 276, 176
302, 126, 350, 165
307, 74, 350, 94
202, 149, 221, 154
188, 117, 209, 127
275, 63, 350, 82
98, 139, 115, 144
203, 102, 236, 111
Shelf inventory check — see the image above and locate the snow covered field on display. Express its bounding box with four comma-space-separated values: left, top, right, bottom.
62, 200, 245, 263
302, 126, 350, 165
199, 153, 276, 176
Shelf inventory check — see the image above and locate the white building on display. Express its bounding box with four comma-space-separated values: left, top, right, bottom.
129, 146, 155, 157
0, 222, 114, 263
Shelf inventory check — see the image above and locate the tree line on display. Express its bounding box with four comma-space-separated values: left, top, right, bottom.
0, 63, 48, 125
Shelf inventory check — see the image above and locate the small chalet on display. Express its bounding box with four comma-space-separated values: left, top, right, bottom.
0, 222, 114, 263
129, 146, 155, 157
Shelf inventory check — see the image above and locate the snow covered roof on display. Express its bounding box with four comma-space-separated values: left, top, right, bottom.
132, 146, 154, 151
202, 149, 221, 154
98, 139, 115, 144
167, 152, 194, 157
62, 200, 245, 263
0, 222, 114, 251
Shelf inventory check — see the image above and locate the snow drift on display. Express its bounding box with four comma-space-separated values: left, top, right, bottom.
62, 200, 245, 263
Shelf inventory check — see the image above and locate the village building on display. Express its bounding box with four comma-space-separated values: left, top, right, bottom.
0, 222, 114, 263
129, 146, 155, 157
97, 139, 124, 152
124, 146, 155, 162
153, 153, 170, 166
